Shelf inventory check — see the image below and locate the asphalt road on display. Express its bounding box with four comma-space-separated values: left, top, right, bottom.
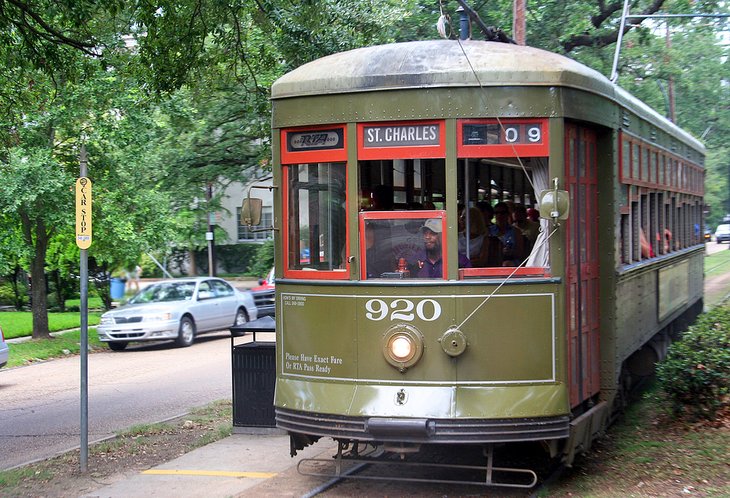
0, 332, 240, 471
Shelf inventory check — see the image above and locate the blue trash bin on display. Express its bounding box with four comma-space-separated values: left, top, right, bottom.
110, 278, 126, 299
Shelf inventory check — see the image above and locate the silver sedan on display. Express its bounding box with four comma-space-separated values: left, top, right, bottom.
97, 277, 257, 350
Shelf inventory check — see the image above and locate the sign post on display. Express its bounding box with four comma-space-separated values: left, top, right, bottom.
76, 145, 91, 472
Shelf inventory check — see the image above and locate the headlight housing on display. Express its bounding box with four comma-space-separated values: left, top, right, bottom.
143, 313, 173, 322
382, 324, 424, 372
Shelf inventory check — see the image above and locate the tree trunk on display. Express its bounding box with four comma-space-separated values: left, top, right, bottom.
10, 265, 27, 311
30, 260, 50, 339
189, 250, 198, 276
20, 210, 51, 339
51, 270, 66, 312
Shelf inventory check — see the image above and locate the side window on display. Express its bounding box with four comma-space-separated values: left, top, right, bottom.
212, 280, 233, 297
285, 162, 347, 273
617, 135, 703, 268
198, 281, 213, 300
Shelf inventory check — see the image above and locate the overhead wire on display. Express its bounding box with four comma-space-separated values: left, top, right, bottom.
449, 20, 557, 332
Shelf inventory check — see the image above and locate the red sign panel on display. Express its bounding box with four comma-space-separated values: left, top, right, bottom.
280, 125, 347, 164
457, 119, 549, 157
357, 121, 446, 160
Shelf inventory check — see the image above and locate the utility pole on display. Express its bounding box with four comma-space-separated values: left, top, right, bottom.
666, 23, 676, 123
206, 183, 216, 277
513, 0, 526, 45
75, 144, 91, 473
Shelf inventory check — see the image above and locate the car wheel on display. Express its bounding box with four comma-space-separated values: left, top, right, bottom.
234, 307, 249, 327
175, 316, 196, 347
108, 341, 128, 351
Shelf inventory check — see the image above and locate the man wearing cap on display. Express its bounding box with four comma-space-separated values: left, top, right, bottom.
412, 218, 470, 278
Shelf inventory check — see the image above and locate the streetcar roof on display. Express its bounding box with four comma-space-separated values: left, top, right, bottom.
272, 40, 703, 153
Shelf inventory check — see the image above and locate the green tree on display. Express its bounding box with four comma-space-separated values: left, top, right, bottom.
2, 0, 729, 334
0, 147, 73, 337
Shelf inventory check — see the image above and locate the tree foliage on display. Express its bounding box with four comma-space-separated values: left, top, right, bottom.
0, 0, 729, 333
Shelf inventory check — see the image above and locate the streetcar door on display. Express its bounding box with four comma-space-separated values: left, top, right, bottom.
564, 124, 601, 407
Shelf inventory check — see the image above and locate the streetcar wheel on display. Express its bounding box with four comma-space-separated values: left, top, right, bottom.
175, 316, 196, 347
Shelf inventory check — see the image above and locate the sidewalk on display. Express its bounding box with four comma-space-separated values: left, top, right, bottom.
83, 429, 337, 498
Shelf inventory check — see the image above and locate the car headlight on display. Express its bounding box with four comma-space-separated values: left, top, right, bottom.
99, 316, 114, 325
143, 313, 173, 322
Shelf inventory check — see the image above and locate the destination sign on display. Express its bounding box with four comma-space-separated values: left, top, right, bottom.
287, 128, 344, 152
462, 122, 543, 146
363, 124, 441, 148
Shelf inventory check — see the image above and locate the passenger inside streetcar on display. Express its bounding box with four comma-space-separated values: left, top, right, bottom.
489, 201, 527, 267
458, 207, 502, 267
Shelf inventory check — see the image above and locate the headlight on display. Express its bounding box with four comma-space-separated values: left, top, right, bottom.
382, 324, 424, 372
143, 313, 173, 322
389, 335, 415, 362
99, 316, 114, 325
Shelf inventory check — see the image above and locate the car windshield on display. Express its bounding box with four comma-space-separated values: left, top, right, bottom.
128, 282, 196, 304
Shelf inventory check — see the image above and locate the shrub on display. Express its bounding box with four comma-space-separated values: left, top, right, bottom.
0, 283, 15, 306
216, 244, 259, 274
136, 254, 165, 279
249, 240, 274, 278
656, 305, 730, 421
0, 279, 28, 308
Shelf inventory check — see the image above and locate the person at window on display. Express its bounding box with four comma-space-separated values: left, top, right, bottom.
458, 207, 502, 267
489, 202, 526, 266
640, 229, 655, 258
365, 221, 395, 278
410, 219, 470, 278
476, 201, 495, 228
512, 204, 540, 251
661, 228, 673, 253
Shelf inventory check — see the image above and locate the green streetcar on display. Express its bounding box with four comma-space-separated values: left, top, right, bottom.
249, 39, 705, 487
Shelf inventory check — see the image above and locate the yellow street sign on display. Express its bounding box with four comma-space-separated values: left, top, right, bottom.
75, 177, 92, 249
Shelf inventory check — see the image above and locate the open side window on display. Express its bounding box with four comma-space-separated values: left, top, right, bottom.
456, 119, 551, 279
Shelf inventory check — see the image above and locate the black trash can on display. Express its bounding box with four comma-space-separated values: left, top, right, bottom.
230, 317, 276, 428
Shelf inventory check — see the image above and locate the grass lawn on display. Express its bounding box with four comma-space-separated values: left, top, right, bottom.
705, 247, 730, 278
3, 329, 107, 368
544, 381, 730, 497
0, 311, 101, 340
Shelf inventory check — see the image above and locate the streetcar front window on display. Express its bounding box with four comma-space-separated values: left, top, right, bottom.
360, 159, 446, 210
360, 213, 448, 279
457, 157, 550, 275
359, 158, 449, 280
285, 162, 347, 274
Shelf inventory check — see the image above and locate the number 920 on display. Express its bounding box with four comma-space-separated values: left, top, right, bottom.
365, 298, 442, 322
